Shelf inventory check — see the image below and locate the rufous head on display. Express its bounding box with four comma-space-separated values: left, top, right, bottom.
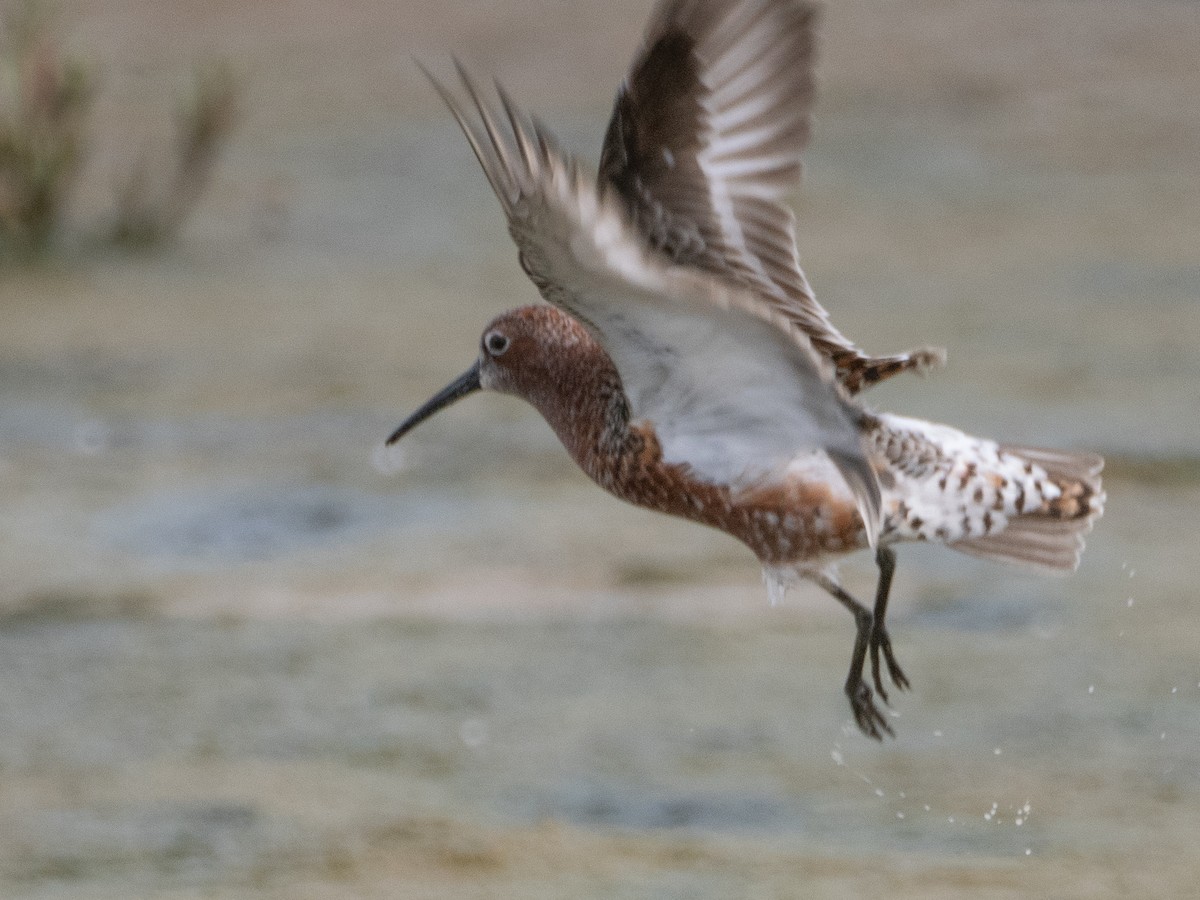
385, 305, 593, 446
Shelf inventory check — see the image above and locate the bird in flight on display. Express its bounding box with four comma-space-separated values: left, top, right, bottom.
387, 0, 1104, 738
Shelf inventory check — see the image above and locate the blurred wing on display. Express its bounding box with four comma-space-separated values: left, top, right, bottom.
599, 0, 944, 393
424, 62, 880, 539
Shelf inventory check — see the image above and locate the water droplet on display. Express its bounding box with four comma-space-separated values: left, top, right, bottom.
896, 811, 905, 819
993, 747, 1002, 755
1088, 684, 1095, 695
74, 419, 111, 456
874, 788, 885, 798
831, 749, 845, 766
1015, 817, 1024, 826
459, 718, 488, 748
933, 730, 943, 738
1126, 597, 1134, 607
373, 442, 407, 475
1025, 848, 1032, 856
923, 804, 931, 812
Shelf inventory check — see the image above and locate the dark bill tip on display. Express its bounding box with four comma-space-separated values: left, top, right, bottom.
385, 361, 482, 446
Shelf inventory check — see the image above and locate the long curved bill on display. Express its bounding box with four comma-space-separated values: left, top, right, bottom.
385, 361, 481, 446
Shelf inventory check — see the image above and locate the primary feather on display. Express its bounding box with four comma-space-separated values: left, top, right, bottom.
599, 0, 945, 393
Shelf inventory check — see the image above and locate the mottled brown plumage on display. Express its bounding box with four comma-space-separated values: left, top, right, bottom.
387, 307, 1105, 737
455, 307, 869, 565
390, 0, 1105, 738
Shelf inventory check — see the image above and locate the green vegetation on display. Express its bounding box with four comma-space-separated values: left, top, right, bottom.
110, 60, 240, 249
0, 1, 239, 261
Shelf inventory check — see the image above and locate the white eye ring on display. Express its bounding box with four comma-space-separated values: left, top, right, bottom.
484, 330, 510, 356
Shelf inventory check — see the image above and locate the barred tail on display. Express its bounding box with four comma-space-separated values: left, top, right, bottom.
952, 446, 1105, 572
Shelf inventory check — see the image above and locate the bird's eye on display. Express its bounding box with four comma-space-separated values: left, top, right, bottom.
484, 330, 510, 356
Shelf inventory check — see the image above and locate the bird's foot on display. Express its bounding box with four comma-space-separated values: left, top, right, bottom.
846, 676, 893, 741
868, 622, 910, 704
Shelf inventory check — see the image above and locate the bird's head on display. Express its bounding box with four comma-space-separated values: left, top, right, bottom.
385, 305, 595, 446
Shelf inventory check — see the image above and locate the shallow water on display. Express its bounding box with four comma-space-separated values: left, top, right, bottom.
1, 0, 1198, 897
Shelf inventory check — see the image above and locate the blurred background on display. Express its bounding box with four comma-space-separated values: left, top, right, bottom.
0, 0, 1197, 896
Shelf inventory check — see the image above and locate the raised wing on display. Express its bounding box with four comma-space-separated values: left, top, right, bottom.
598, 0, 944, 394
423, 62, 881, 542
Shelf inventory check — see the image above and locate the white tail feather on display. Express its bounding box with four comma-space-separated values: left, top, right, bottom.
952, 446, 1105, 571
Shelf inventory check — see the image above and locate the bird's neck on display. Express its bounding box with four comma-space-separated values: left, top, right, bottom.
519, 343, 636, 481
519, 341, 725, 526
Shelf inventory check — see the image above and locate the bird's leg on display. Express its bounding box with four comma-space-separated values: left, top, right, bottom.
811, 571, 893, 740
869, 546, 910, 702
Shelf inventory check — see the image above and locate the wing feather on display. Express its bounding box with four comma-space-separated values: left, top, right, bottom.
599, 0, 944, 394
422, 63, 882, 542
